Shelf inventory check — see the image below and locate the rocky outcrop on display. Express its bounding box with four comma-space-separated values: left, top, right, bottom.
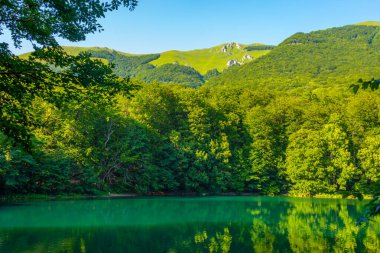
221, 42, 242, 53
227, 59, 240, 67
242, 54, 253, 62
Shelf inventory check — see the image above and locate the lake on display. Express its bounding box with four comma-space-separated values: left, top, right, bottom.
0, 196, 378, 252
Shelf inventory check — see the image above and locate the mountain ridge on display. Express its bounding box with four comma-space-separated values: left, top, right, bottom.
20, 42, 273, 87
206, 24, 380, 90
19, 22, 380, 88
149, 42, 272, 74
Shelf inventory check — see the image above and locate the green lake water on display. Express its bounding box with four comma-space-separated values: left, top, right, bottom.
0, 196, 379, 252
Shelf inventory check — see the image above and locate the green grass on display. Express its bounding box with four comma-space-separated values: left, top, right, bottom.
150, 43, 271, 75
355, 21, 380, 26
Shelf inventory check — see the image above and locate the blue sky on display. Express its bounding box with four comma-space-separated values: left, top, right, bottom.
4, 0, 380, 54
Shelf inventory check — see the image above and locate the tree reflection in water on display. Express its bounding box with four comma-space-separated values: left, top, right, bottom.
0, 197, 378, 252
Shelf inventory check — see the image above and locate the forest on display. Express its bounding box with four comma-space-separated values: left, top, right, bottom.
1, 82, 379, 198
0, 1, 379, 207
209, 25, 380, 90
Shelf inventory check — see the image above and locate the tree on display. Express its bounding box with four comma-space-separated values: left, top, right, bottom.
351, 78, 380, 94
321, 121, 357, 191
358, 135, 380, 187
286, 128, 329, 195
0, 0, 138, 147
350, 80, 380, 221
286, 122, 359, 196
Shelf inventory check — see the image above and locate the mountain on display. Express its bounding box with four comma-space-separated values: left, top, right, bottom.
21, 23, 380, 90
21, 43, 272, 87
207, 24, 380, 90
150, 43, 273, 75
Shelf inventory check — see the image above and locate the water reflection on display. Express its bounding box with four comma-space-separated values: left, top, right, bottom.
0, 196, 378, 252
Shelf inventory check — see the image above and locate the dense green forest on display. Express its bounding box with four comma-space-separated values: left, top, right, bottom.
1, 83, 379, 197
208, 25, 380, 90
84, 50, 205, 87
1, 2, 380, 207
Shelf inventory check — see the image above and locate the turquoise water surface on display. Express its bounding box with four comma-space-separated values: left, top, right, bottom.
0, 196, 378, 252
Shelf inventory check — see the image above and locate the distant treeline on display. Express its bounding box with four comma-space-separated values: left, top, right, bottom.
245, 45, 276, 51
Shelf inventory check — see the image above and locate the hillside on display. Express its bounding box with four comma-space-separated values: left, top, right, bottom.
207, 25, 380, 90
355, 21, 380, 26
20, 24, 380, 90
21, 43, 272, 87
150, 43, 272, 75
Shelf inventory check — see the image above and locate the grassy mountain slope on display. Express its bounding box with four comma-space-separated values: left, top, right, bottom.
150, 43, 271, 74
21, 43, 271, 87
355, 21, 380, 26
207, 25, 380, 90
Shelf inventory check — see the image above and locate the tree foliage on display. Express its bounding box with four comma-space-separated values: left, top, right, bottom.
1, 0, 137, 48
0, 0, 137, 146
1, 81, 379, 196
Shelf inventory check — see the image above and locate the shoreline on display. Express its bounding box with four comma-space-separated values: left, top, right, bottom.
0, 191, 373, 201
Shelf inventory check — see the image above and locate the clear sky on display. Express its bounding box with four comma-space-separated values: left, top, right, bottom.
4, 0, 380, 54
